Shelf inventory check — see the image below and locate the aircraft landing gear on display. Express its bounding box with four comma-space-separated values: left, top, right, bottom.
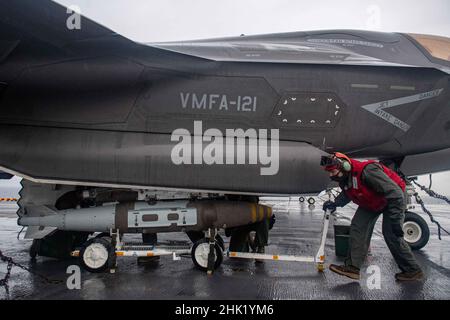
299, 196, 315, 205
404, 211, 430, 250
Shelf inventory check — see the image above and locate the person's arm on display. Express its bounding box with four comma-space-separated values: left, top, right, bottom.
323, 190, 350, 213
334, 191, 351, 208
361, 163, 405, 224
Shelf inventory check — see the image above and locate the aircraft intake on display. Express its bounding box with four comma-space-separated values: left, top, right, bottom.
18, 200, 273, 233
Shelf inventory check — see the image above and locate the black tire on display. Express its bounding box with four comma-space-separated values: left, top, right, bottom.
299, 197, 305, 202
95, 232, 111, 240
404, 211, 430, 251
307, 197, 315, 205
215, 234, 225, 251
79, 238, 113, 273
191, 238, 223, 271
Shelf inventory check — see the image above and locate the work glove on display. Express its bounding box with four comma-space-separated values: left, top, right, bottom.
391, 223, 405, 238
322, 200, 337, 213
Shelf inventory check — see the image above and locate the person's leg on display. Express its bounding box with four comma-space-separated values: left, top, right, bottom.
345, 207, 381, 269
252, 219, 270, 263
330, 207, 380, 280
254, 219, 269, 248
229, 226, 251, 252
382, 212, 422, 273
365, 213, 378, 256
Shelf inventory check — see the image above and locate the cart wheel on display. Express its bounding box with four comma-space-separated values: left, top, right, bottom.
299, 196, 305, 202
317, 263, 325, 272
191, 238, 223, 271
95, 232, 111, 241
403, 211, 430, 251
79, 238, 113, 273
215, 234, 225, 252
307, 197, 315, 205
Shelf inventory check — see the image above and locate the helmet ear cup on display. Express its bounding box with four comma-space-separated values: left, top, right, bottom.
341, 160, 351, 172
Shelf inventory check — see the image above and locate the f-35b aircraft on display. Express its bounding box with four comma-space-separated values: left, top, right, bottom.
0, 1, 449, 270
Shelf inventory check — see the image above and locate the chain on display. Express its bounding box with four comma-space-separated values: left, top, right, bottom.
0, 250, 13, 286
412, 180, 450, 205
413, 193, 450, 240
0, 249, 63, 299
393, 167, 450, 241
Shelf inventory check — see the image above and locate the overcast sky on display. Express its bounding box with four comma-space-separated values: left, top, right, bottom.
2, 0, 449, 197
54, 0, 450, 42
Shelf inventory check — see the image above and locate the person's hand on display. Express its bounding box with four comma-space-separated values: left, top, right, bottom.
322, 200, 337, 213
391, 223, 405, 237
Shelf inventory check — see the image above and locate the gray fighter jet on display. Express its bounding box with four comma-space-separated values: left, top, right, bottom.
0, 0, 449, 268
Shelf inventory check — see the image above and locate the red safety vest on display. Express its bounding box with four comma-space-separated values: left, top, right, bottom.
344, 159, 406, 212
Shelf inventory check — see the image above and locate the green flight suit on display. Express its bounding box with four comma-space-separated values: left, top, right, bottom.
335, 163, 422, 273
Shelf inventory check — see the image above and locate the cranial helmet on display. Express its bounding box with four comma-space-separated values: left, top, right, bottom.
321, 152, 352, 172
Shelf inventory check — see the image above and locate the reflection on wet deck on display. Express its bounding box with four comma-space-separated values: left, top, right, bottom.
1, 199, 450, 300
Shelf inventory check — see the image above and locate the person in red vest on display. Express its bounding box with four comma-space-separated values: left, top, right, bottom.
321, 152, 424, 281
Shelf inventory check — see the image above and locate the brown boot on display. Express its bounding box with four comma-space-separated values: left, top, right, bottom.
395, 270, 424, 281
329, 264, 360, 280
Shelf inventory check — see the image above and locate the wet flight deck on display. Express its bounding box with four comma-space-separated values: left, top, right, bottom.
1, 199, 450, 300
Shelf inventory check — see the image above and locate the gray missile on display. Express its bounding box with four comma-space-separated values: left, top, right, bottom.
18, 200, 273, 233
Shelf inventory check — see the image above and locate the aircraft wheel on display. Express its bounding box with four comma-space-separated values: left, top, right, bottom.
403, 211, 430, 251
299, 197, 305, 202
79, 238, 113, 273
307, 197, 315, 205
191, 239, 223, 271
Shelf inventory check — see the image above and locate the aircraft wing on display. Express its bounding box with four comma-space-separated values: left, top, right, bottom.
0, 0, 127, 56
0, 0, 207, 79
0, 0, 117, 43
